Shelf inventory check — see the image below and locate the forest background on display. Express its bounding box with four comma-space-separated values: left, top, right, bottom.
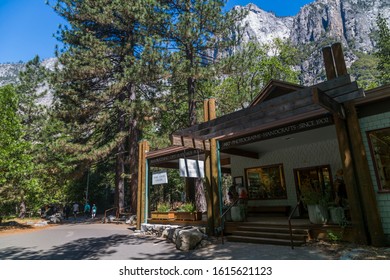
0, 0, 389, 219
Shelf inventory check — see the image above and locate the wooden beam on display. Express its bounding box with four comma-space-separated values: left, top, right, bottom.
219, 157, 231, 166
332, 42, 348, 76
222, 148, 259, 159
322, 46, 337, 80
312, 87, 345, 119
173, 75, 352, 141
171, 135, 210, 150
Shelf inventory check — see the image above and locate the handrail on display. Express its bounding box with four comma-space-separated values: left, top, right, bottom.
218, 198, 240, 244
288, 200, 302, 249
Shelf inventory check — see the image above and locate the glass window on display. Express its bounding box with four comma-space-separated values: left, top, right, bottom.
245, 164, 286, 199
368, 128, 390, 192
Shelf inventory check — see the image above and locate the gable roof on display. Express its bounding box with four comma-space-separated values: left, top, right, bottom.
249, 79, 305, 107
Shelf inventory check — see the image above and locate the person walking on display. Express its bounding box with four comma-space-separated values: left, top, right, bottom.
64, 204, 70, 220
72, 202, 79, 220
91, 204, 97, 219
84, 202, 91, 219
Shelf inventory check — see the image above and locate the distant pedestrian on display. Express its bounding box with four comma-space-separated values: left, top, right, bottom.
84, 202, 91, 218
91, 204, 97, 219
64, 204, 70, 220
73, 202, 79, 220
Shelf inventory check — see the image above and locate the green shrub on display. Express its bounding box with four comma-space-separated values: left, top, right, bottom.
178, 203, 196, 212
156, 202, 171, 212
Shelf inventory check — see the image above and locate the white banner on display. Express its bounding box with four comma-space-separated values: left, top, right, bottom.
179, 158, 204, 178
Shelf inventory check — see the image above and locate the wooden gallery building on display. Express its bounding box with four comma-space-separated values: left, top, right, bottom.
137, 43, 390, 246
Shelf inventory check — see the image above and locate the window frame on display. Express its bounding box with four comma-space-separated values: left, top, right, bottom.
367, 127, 390, 193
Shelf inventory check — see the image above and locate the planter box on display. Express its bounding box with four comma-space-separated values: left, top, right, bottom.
174, 211, 202, 221
150, 211, 175, 220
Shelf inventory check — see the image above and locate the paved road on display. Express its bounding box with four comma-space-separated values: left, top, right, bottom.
0, 223, 332, 260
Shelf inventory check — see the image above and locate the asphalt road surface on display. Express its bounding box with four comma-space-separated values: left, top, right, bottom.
0, 222, 332, 260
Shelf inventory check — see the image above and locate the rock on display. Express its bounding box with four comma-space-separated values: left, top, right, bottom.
125, 215, 137, 225
175, 228, 205, 251
49, 215, 61, 224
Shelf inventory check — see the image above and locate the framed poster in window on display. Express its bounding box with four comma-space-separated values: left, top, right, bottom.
234, 176, 243, 185
245, 164, 287, 199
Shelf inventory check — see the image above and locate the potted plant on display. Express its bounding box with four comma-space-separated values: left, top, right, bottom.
174, 203, 202, 221
150, 202, 175, 220
300, 181, 330, 224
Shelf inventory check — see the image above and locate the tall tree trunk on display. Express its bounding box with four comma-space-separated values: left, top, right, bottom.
115, 141, 126, 214
129, 119, 139, 214
115, 90, 126, 214
186, 71, 206, 212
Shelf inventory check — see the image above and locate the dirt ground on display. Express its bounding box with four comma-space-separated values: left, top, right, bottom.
1, 219, 389, 259
304, 239, 390, 260
0, 218, 53, 236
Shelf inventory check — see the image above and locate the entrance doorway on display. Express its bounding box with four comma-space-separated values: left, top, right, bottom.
293, 165, 333, 216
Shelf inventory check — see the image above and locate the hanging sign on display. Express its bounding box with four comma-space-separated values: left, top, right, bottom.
152, 171, 168, 185
179, 158, 205, 178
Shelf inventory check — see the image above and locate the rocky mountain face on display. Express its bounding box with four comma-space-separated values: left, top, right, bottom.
1, 0, 389, 87
0, 63, 24, 87
235, 0, 390, 85
0, 58, 57, 106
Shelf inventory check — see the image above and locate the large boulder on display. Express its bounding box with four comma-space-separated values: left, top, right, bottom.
175, 228, 205, 251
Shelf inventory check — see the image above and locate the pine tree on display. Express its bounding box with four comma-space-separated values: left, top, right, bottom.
157, 0, 245, 210
50, 0, 166, 213
375, 14, 390, 85
161, 0, 245, 125
16, 55, 49, 142
213, 39, 300, 115
0, 85, 35, 216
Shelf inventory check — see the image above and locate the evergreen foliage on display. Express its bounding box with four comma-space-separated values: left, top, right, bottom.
50, 0, 167, 212
212, 39, 300, 115
375, 14, 390, 85
0, 85, 36, 215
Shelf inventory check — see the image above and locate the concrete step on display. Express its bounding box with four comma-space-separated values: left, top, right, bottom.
236, 226, 308, 235
227, 235, 306, 247
231, 230, 307, 241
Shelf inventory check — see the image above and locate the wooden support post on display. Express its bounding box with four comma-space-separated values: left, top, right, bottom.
333, 116, 368, 244
210, 138, 221, 232
136, 140, 149, 230
203, 99, 214, 233
321, 42, 382, 245
204, 98, 220, 235
344, 102, 386, 246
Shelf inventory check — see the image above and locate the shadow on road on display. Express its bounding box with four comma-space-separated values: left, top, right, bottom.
0, 234, 183, 260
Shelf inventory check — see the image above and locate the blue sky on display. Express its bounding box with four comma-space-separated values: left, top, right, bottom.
0, 0, 314, 63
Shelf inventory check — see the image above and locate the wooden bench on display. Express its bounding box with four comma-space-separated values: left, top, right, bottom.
248, 205, 291, 216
